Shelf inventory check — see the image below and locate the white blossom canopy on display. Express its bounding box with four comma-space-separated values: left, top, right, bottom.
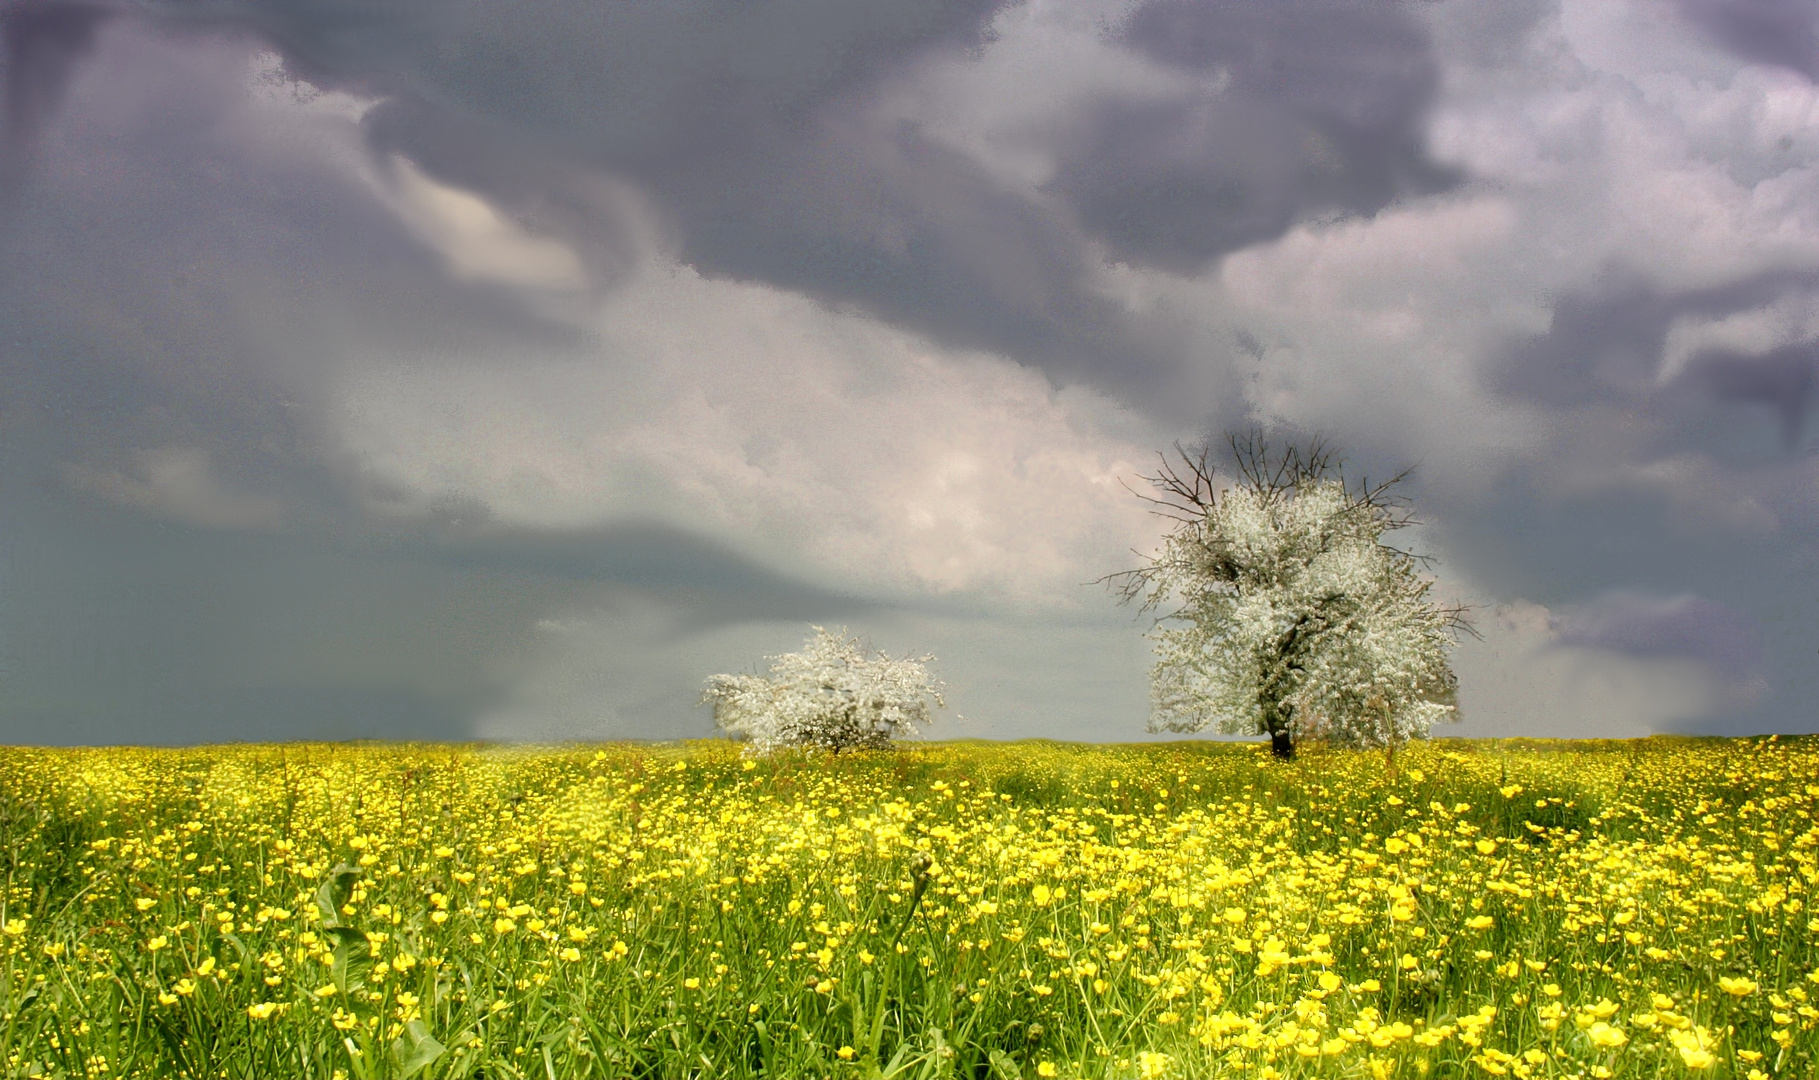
1116, 437, 1466, 752
702, 627, 945, 754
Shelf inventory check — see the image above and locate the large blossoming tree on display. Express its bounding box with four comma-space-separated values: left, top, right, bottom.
702, 627, 945, 754
1108, 432, 1471, 759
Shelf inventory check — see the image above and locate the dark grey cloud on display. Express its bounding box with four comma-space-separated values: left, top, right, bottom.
1684, 343, 1818, 450
1553, 590, 1764, 675
58, 0, 1463, 407
1491, 269, 1819, 455
381, 520, 876, 632
5, 0, 1814, 747
1438, 264, 1819, 735
1550, 590, 1769, 718
0, 23, 895, 743
1678, 0, 1819, 80
1048, 0, 1461, 271
240, 0, 1194, 402
0, 448, 875, 744
1424, 466, 1816, 737
0, 0, 108, 203
0, 20, 590, 504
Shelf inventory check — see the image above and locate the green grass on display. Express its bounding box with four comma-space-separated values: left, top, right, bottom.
0, 736, 1811, 1079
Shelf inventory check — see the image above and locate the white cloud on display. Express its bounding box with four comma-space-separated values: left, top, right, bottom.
376, 155, 589, 292
246, 50, 377, 124
1660, 288, 1819, 383
333, 245, 1163, 608
1448, 599, 1719, 738
63, 448, 285, 531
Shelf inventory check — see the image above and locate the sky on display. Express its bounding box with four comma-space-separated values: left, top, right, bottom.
1, 0, 1816, 746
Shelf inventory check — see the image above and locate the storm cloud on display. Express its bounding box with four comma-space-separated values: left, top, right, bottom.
2, 0, 1817, 744
1052, 0, 1461, 270
1677, 0, 1819, 81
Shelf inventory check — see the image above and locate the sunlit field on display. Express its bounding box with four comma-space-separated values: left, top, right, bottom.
0, 737, 1813, 1080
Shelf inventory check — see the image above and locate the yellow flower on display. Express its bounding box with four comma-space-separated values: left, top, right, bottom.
1037, 1064, 1057, 1078
1032, 884, 1052, 906
684, 977, 700, 989
1586, 1022, 1627, 1048
1720, 976, 1758, 997
836, 1046, 855, 1061
1318, 971, 1343, 992
1670, 1028, 1718, 1069
147, 935, 168, 952
493, 917, 516, 934
247, 1002, 280, 1020
560, 947, 582, 962
1465, 915, 1494, 930
134, 897, 157, 912
1475, 838, 1498, 855
1581, 998, 1619, 1020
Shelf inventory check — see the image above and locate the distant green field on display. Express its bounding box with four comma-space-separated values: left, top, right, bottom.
0, 737, 1810, 1078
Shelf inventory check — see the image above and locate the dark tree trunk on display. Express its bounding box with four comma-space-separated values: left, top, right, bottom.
1270, 729, 1296, 760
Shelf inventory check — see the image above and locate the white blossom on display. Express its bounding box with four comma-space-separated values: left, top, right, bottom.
701, 627, 945, 755
1118, 439, 1464, 755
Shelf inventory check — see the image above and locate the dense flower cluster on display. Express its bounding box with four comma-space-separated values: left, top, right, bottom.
0, 736, 1811, 1078
1147, 479, 1460, 749
702, 626, 945, 754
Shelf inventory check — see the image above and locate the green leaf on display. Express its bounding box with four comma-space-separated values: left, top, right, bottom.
342, 1036, 373, 1080
325, 925, 372, 996
987, 1049, 1022, 1080
315, 864, 363, 928
391, 1018, 447, 1080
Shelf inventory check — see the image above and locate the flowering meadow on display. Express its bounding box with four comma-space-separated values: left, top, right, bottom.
0, 737, 1813, 1080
